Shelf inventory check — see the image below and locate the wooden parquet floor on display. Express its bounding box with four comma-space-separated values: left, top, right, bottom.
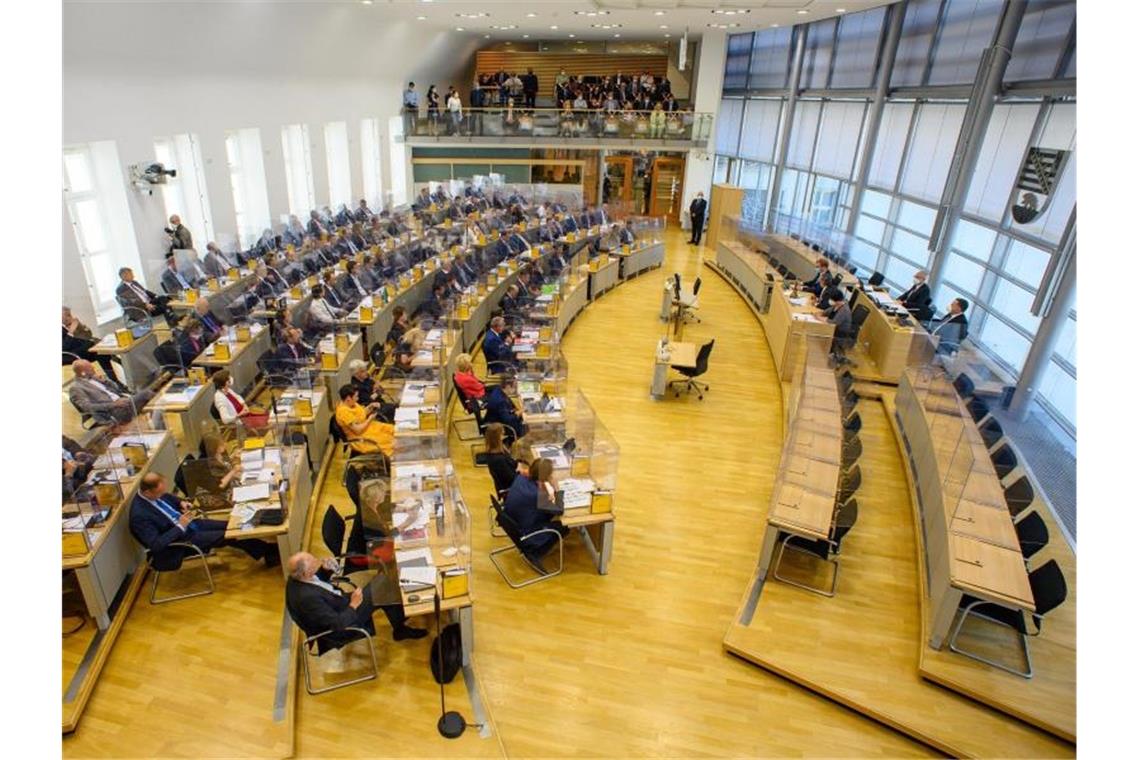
64, 228, 934, 758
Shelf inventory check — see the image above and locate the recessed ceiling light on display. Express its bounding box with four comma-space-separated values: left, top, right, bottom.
360, 0, 372, 5
711, 8, 750, 15
416, 15, 426, 21
591, 23, 622, 29
491, 24, 517, 30
797, 9, 809, 14
771, 23, 779, 27
613, 33, 621, 38
526, 12, 536, 18
523, 34, 529, 38
568, 33, 576, 38
654, 11, 665, 16
664, 33, 671, 38
574, 10, 609, 16
455, 12, 488, 19
659, 24, 668, 29
837, 8, 847, 12
707, 23, 740, 29
550, 25, 558, 29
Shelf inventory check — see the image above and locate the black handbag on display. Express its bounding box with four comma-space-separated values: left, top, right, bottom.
251, 508, 285, 527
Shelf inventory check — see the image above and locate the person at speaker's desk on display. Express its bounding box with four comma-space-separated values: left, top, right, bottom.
898, 270, 933, 319
803, 258, 832, 296
502, 458, 569, 574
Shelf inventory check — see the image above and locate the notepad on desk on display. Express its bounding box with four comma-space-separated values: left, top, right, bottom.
232, 482, 271, 503
398, 566, 437, 588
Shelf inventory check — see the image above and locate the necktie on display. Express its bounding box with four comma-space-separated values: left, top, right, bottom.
190, 337, 200, 354
203, 314, 219, 333
291, 344, 299, 360
151, 495, 182, 525
130, 281, 150, 303
176, 271, 190, 289
90, 378, 120, 401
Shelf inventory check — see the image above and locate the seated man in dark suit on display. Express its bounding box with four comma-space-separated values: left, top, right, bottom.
414, 283, 447, 321
499, 284, 525, 318
275, 327, 313, 369
116, 267, 176, 325
62, 306, 119, 378
561, 213, 580, 233
506, 229, 531, 255
617, 221, 636, 246
547, 243, 571, 277
898, 270, 932, 316
161, 255, 201, 295
803, 258, 832, 296
130, 472, 278, 566
190, 298, 224, 341
177, 322, 211, 365
483, 375, 528, 441
285, 552, 426, 651
930, 298, 970, 354
491, 237, 513, 263
483, 316, 518, 375
338, 261, 371, 304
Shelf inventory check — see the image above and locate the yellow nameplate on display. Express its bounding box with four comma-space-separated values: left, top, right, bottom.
207, 277, 220, 292
242, 437, 266, 451
293, 397, 313, 418
457, 304, 470, 319
567, 233, 576, 243
486, 274, 496, 287
622, 244, 631, 255
590, 490, 613, 514
546, 302, 558, 316
289, 286, 302, 299
540, 380, 556, 395
228, 267, 239, 279
536, 343, 551, 359
531, 247, 541, 259
359, 306, 373, 322
114, 328, 133, 348
538, 326, 552, 341
418, 408, 439, 431
235, 325, 251, 342
589, 259, 600, 273
412, 268, 423, 283
63, 530, 91, 558
443, 219, 452, 228
477, 235, 486, 246
213, 342, 232, 361
335, 333, 350, 352
120, 442, 148, 469
320, 352, 338, 370
93, 480, 124, 508
442, 570, 469, 599
186, 288, 199, 303
307, 275, 318, 288
187, 367, 207, 385
571, 456, 590, 477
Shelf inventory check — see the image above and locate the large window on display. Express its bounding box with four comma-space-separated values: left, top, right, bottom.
153, 133, 214, 248
324, 121, 352, 210
281, 123, 316, 216
387, 115, 408, 206
360, 118, 384, 210
224, 128, 271, 247
64, 142, 144, 324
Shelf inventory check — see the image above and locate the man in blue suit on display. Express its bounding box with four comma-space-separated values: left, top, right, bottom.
483, 375, 528, 440
561, 214, 579, 233
483, 316, 517, 375
129, 472, 278, 566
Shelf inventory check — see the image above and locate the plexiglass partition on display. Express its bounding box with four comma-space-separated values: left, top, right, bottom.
526, 389, 619, 514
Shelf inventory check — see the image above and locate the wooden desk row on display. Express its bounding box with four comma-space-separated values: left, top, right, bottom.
894, 370, 1033, 649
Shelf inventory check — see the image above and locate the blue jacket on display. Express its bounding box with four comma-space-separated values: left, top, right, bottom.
484, 386, 526, 438
503, 474, 557, 544
129, 493, 188, 554
483, 330, 515, 370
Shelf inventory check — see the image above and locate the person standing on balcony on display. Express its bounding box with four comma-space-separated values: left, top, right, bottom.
523, 68, 539, 110
402, 82, 419, 136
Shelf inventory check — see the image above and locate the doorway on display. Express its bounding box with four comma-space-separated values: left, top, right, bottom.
603, 155, 633, 207
650, 156, 686, 222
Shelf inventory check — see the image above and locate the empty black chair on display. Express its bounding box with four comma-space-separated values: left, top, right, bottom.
321, 505, 370, 572
1015, 511, 1049, 562
953, 373, 976, 399
669, 339, 714, 400
841, 386, 859, 414
369, 343, 386, 369
836, 368, 855, 394
966, 396, 990, 423
990, 443, 1018, 481
842, 435, 863, 470
867, 271, 884, 287
843, 410, 862, 435
844, 263, 856, 274
837, 464, 861, 505
978, 417, 1005, 449
949, 559, 1067, 678
773, 498, 859, 597
153, 339, 183, 371
1004, 475, 1035, 520
777, 264, 790, 278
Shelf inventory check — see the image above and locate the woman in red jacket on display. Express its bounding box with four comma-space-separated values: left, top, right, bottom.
453, 353, 486, 400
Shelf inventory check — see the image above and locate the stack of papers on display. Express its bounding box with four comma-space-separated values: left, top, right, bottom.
425, 328, 443, 344
533, 444, 571, 470
394, 407, 423, 430
558, 477, 596, 509
792, 313, 821, 323
232, 482, 271, 504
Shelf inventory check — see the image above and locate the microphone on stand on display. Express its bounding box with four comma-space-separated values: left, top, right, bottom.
434, 586, 466, 739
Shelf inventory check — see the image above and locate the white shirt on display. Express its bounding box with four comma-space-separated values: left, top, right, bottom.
84, 376, 121, 401
302, 575, 340, 596
127, 280, 150, 303
309, 299, 341, 324
213, 386, 247, 424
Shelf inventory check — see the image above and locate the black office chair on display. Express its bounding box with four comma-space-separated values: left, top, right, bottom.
488, 494, 564, 588
841, 386, 858, 415
773, 498, 858, 597
836, 368, 855, 394
1015, 511, 1049, 563
369, 343, 386, 370
153, 339, 183, 371
776, 264, 790, 278
450, 376, 485, 443
680, 277, 703, 324
990, 443, 1019, 481
837, 464, 862, 505
953, 373, 976, 399
288, 581, 379, 695
842, 435, 863, 470
948, 559, 1067, 678
843, 410, 862, 435
966, 396, 990, 424
321, 505, 371, 573
867, 271, 884, 287
978, 417, 1005, 450
1004, 475, 1036, 521
669, 339, 714, 400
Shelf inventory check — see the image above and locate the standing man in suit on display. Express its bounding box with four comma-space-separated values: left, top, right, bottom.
402, 81, 419, 136
522, 68, 539, 110
688, 192, 708, 245
165, 214, 193, 252
68, 359, 155, 426
285, 552, 426, 650
130, 473, 278, 566
116, 267, 175, 324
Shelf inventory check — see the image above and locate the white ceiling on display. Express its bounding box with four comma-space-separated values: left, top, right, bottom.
366, 0, 895, 40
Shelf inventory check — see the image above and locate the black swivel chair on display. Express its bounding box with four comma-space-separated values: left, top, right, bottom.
978, 417, 1006, 450
837, 464, 862, 505
948, 559, 1067, 678
669, 339, 714, 400
966, 396, 991, 424
320, 505, 371, 573
842, 435, 863, 470
867, 271, 885, 287
773, 498, 859, 597
1004, 475, 1036, 521
129, 523, 215, 604
1015, 511, 1049, 563
488, 494, 564, 588
953, 373, 976, 400
680, 277, 702, 324
990, 443, 1019, 481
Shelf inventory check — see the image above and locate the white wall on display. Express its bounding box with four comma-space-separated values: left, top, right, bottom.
63, 0, 477, 329
682, 31, 726, 229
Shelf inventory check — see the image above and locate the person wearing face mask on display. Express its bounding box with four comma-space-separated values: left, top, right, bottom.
899, 270, 932, 320
212, 369, 269, 434
803, 258, 832, 296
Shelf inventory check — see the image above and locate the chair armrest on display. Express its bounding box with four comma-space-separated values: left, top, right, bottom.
518, 527, 564, 544
304, 625, 372, 650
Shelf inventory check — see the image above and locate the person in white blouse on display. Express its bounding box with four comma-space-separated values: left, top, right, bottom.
307, 284, 344, 334
211, 369, 268, 433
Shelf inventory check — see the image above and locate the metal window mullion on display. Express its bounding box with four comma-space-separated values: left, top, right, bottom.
920, 0, 952, 88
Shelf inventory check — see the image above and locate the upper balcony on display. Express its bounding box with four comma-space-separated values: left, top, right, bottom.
402, 108, 713, 149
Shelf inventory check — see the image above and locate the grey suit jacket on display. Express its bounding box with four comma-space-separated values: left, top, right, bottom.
202, 252, 229, 278
115, 280, 155, 311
